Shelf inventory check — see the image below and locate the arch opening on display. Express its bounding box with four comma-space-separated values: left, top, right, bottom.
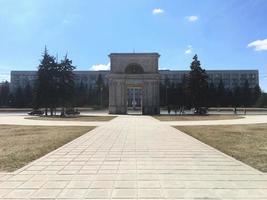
125, 63, 144, 74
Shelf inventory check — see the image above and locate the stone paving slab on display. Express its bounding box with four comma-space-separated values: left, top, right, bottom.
0, 115, 267, 199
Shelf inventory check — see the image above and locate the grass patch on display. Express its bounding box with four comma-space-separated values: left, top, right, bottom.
0, 125, 95, 172
26, 115, 116, 122
154, 115, 243, 121
175, 124, 267, 172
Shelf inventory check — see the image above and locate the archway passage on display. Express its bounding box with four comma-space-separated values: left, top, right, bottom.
127, 86, 142, 115
108, 53, 160, 115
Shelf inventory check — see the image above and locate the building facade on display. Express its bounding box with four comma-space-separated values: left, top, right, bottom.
10, 52, 259, 96
10, 69, 259, 92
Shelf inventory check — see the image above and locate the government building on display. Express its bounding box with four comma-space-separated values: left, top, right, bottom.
10, 53, 259, 114
10, 68, 259, 92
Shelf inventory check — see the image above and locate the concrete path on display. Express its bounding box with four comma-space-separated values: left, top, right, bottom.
161, 115, 267, 126
1, 114, 267, 127
0, 115, 267, 199
0, 115, 106, 126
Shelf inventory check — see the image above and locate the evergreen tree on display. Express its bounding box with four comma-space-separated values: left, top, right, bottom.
36, 47, 57, 115
0, 81, 10, 107
8, 93, 15, 107
87, 85, 93, 105
187, 55, 209, 114
255, 93, 267, 107
159, 83, 165, 106
57, 54, 76, 116
24, 83, 33, 107
225, 89, 234, 106
252, 84, 261, 105
181, 74, 188, 108
75, 81, 87, 106
14, 87, 25, 107
164, 77, 171, 106
208, 82, 217, 107
168, 82, 175, 107
233, 86, 241, 107
96, 74, 104, 107
217, 79, 226, 106
175, 83, 183, 108
241, 80, 251, 106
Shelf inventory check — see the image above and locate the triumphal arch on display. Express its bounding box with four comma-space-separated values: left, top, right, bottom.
108, 53, 160, 115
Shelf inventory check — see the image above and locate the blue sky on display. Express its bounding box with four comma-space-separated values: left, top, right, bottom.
0, 0, 267, 91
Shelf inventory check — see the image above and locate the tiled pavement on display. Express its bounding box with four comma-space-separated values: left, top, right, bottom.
0, 115, 267, 199
1, 115, 267, 127
162, 115, 267, 126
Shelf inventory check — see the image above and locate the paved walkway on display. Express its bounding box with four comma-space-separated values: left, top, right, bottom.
0, 115, 267, 199
162, 115, 267, 126
1, 114, 267, 127
0, 115, 106, 126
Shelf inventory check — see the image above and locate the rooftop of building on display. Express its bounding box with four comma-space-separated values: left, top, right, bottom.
109, 52, 160, 57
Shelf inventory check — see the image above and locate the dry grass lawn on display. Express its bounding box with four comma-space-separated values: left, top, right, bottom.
26, 115, 116, 122
175, 124, 267, 172
154, 115, 243, 121
0, 125, 94, 172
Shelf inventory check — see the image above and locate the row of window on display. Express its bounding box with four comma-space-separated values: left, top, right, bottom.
162, 73, 258, 80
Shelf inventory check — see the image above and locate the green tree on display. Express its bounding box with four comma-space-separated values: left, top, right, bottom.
181, 74, 189, 108
252, 84, 261, 105
225, 89, 234, 106
255, 93, 267, 107
75, 81, 87, 106
241, 80, 251, 106
57, 54, 76, 116
159, 83, 165, 106
0, 81, 10, 107
36, 47, 57, 115
207, 82, 216, 107
96, 74, 104, 107
217, 79, 226, 106
24, 83, 34, 107
87, 85, 94, 105
233, 86, 241, 107
187, 55, 209, 114
164, 77, 171, 106
14, 87, 25, 108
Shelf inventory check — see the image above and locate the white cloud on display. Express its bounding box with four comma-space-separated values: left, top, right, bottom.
185, 45, 193, 54
247, 39, 267, 51
90, 63, 110, 71
186, 15, 198, 22
152, 8, 164, 15
159, 66, 167, 70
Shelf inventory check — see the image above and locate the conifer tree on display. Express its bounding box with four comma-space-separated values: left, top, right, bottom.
96, 74, 104, 107
217, 79, 226, 106
187, 55, 209, 114
57, 54, 75, 116
36, 47, 57, 115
